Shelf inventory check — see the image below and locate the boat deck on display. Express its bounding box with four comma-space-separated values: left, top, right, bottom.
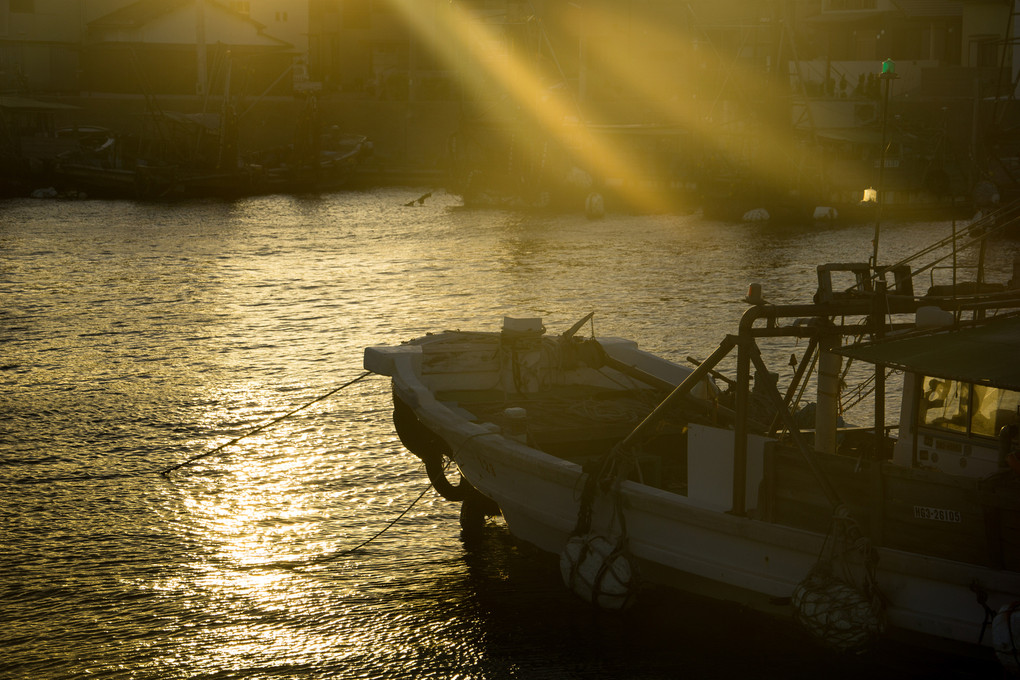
435, 384, 689, 491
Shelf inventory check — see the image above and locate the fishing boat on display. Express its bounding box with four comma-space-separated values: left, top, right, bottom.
364, 204, 1020, 666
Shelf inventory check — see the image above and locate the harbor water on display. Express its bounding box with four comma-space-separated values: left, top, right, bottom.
3, 189, 1017, 679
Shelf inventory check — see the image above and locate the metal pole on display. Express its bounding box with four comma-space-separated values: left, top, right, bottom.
816, 333, 841, 454
748, 345, 843, 510
873, 60, 897, 266
873, 279, 887, 456
733, 334, 751, 516
873, 77, 890, 266
615, 335, 737, 452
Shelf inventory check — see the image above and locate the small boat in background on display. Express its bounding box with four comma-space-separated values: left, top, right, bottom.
366, 201, 1020, 668
249, 127, 372, 195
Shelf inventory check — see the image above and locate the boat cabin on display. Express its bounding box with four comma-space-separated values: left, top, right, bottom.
836, 314, 1020, 479
896, 375, 1020, 478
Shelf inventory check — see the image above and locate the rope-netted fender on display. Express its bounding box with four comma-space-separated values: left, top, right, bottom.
791, 569, 885, 652
561, 444, 638, 609
791, 507, 885, 652
559, 533, 634, 610
571, 445, 636, 536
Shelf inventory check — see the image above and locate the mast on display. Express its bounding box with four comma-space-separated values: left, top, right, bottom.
873, 59, 898, 266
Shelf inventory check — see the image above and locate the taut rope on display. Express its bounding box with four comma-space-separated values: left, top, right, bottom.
159, 371, 371, 476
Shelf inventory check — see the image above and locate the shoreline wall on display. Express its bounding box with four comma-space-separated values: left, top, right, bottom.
51, 94, 465, 185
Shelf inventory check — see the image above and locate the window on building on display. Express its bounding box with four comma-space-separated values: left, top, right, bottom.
970, 36, 999, 68
228, 1, 250, 15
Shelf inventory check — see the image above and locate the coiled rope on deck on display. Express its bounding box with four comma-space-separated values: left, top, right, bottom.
159, 371, 372, 476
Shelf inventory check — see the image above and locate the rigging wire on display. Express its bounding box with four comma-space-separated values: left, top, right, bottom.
159, 371, 372, 476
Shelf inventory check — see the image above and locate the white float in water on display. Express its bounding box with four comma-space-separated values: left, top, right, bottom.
993, 602, 1020, 675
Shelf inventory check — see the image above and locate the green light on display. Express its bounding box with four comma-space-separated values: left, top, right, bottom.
881, 59, 895, 75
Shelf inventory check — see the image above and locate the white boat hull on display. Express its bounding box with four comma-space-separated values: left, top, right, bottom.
367, 333, 1020, 654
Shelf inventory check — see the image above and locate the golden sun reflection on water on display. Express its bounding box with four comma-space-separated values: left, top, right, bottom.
7, 194, 1015, 678
146, 374, 477, 673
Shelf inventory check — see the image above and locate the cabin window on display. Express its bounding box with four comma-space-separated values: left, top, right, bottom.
972, 385, 1020, 437
921, 376, 1020, 438
922, 377, 968, 432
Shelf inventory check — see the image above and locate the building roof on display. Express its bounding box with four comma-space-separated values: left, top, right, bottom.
806, 0, 961, 24
0, 96, 79, 111
813, 127, 884, 144
92, 0, 196, 29
805, 10, 891, 25
88, 0, 290, 49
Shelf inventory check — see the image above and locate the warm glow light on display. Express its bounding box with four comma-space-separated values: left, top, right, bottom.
576, 4, 819, 198
388, 0, 674, 212
386, 2, 822, 213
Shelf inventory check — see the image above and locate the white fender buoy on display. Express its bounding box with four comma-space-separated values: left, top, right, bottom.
993, 602, 1020, 675
585, 192, 605, 219
559, 533, 633, 609
31, 187, 58, 199
742, 208, 770, 222
916, 305, 954, 329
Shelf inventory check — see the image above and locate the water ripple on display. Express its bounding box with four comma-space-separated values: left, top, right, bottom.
1, 190, 1013, 679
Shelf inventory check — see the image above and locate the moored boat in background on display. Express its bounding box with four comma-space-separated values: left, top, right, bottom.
51, 108, 372, 200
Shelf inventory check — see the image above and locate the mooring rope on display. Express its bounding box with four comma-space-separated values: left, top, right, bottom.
159, 371, 372, 476
304, 478, 435, 565
257, 459, 453, 571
